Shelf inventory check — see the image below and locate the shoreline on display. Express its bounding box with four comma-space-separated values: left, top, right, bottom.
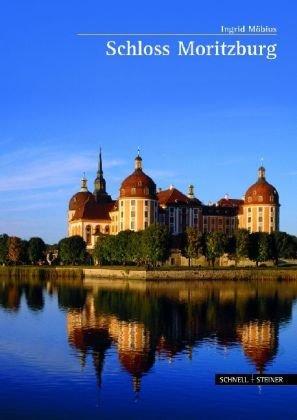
1, 266, 297, 281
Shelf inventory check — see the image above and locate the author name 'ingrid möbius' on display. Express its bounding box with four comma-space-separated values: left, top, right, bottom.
106, 40, 277, 60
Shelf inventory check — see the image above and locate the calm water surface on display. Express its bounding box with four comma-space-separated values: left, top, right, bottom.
0, 278, 297, 419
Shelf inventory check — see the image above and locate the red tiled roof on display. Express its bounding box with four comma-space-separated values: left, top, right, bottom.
120, 169, 156, 198
245, 179, 279, 205
72, 197, 116, 221
157, 188, 200, 206
218, 198, 244, 207
69, 191, 94, 211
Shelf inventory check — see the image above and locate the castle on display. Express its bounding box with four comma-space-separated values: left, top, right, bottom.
68, 150, 280, 250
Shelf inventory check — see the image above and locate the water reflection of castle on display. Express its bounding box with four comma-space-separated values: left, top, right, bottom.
0, 280, 295, 392
67, 296, 153, 392
66, 285, 288, 392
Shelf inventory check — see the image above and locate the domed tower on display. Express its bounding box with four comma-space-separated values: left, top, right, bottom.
68, 174, 94, 236
118, 151, 157, 231
241, 166, 280, 233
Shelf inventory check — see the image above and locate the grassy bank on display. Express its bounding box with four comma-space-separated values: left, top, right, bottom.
1, 265, 297, 281
0, 266, 84, 280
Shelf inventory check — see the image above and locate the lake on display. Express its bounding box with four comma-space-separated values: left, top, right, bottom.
0, 278, 297, 419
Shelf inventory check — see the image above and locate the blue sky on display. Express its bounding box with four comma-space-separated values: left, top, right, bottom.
1, 0, 296, 243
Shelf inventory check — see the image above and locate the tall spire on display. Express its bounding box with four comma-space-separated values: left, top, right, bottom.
99, 147, 103, 176
93, 148, 112, 203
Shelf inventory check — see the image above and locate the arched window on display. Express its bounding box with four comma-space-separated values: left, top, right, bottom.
86, 225, 92, 245
105, 225, 110, 234
94, 225, 100, 235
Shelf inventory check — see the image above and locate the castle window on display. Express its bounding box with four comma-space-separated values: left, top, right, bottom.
131, 200, 136, 206
271, 217, 274, 223
144, 187, 149, 195
248, 208, 251, 213
258, 207, 263, 212
131, 221, 135, 230
120, 201, 124, 207
248, 217, 252, 223
86, 225, 91, 245
138, 181, 142, 186
131, 187, 136, 195
94, 225, 100, 235
145, 200, 148, 206
271, 207, 274, 212
144, 221, 148, 229
131, 211, 135, 218
258, 196, 263, 202
144, 211, 148, 218
105, 226, 109, 234
259, 216, 263, 222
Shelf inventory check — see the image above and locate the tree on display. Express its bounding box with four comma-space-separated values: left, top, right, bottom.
58, 236, 86, 265
7, 236, 22, 264
130, 231, 144, 265
233, 229, 250, 265
204, 232, 228, 267
248, 232, 270, 267
270, 232, 297, 264
258, 233, 271, 264
184, 227, 204, 266
142, 224, 170, 266
0, 234, 9, 264
28, 237, 46, 264
94, 234, 110, 265
115, 230, 135, 265
20, 240, 29, 264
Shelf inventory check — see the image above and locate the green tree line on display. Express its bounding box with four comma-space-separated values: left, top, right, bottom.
182, 228, 297, 267
0, 227, 296, 267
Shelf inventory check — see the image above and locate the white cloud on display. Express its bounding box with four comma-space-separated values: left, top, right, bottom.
0, 146, 125, 192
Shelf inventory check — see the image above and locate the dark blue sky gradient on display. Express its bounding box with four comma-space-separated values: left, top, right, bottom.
1, 1, 296, 242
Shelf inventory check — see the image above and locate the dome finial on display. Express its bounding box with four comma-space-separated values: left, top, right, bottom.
80, 173, 88, 192
135, 148, 143, 170
188, 185, 195, 198
258, 160, 266, 180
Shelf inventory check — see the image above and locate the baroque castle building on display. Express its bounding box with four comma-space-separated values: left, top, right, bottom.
68, 150, 280, 250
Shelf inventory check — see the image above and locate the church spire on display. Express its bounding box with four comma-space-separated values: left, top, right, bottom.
99, 147, 103, 176
93, 148, 112, 203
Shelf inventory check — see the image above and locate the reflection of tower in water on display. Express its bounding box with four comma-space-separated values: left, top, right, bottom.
115, 321, 154, 393
237, 320, 278, 373
67, 294, 154, 392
